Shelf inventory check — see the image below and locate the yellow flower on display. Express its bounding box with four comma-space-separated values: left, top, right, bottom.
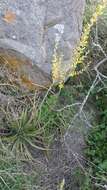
71, 0, 107, 77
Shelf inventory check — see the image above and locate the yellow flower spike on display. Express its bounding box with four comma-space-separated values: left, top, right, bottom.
71, 0, 107, 77
59, 82, 64, 90
52, 40, 65, 85
59, 178, 65, 190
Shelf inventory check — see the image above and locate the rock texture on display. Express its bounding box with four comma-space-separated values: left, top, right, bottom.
0, 0, 85, 82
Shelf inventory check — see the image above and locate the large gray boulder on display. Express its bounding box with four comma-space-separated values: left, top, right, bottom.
0, 0, 85, 84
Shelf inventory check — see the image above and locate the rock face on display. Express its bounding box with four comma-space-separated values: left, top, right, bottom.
0, 0, 85, 83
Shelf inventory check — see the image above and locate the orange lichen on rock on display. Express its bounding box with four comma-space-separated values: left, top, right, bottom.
0, 48, 51, 91
3, 10, 16, 23
0, 48, 32, 70
0, 55, 20, 70
20, 75, 36, 91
